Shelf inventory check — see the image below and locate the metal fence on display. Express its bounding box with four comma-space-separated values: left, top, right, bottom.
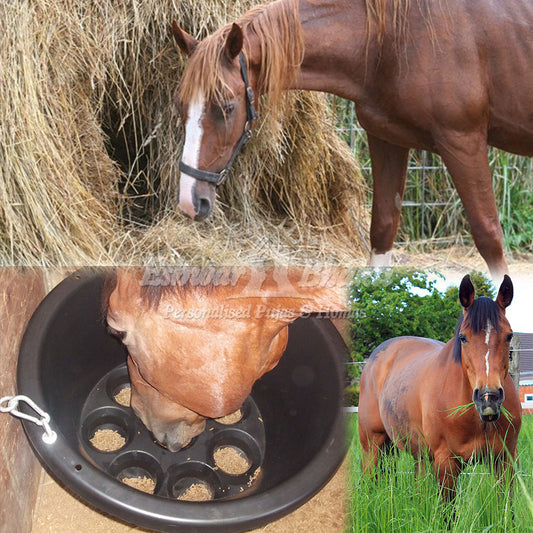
330, 97, 533, 250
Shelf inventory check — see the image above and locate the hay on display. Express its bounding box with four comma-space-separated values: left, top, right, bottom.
1, 0, 369, 266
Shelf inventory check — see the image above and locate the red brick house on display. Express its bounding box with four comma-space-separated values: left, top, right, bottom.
514, 333, 533, 414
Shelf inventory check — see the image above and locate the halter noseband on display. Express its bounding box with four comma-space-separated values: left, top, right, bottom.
179, 52, 259, 187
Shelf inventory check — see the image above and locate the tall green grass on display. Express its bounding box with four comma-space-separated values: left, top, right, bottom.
347, 414, 533, 532
331, 98, 533, 253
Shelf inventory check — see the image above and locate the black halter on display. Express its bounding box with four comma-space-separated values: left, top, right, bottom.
179, 52, 259, 187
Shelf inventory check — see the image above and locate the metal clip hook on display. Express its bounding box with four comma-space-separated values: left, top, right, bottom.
0, 395, 57, 444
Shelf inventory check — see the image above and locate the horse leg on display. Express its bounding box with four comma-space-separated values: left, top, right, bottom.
433, 451, 461, 502
367, 134, 410, 266
436, 132, 508, 279
358, 395, 390, 475
359, 425, 390, 475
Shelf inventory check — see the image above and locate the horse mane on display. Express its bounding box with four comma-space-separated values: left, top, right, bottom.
452, 297, 504, 363
365, 0, 409, 42
364, 0, 439, 49
179, 0, 304, 113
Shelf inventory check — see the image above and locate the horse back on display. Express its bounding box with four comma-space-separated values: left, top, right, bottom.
362, 336, 445, 395
359, 336, 446, 439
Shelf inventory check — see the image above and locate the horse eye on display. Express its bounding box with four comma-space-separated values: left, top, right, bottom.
211, 102, 233, 122
458, 333, 467, 344
222, 102, 235, 115
106, 323, 126, 341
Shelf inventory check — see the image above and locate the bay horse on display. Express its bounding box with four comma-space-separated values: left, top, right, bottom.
172, 0, 533, 278
358, 274, 522, 500
104, 266, 347, 451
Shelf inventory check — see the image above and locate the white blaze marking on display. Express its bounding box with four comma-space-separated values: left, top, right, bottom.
179, 94, 205, 219
484, 320, 492, 378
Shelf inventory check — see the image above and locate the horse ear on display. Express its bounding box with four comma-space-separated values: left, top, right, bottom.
171, 21, 198, 56
496, 274, 513, 309
459, 275, 475, 309
224, 23, 243, 61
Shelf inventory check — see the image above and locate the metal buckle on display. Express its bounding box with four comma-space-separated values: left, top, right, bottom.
215, 169, 228, 186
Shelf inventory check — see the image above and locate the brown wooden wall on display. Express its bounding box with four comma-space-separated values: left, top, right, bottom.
0, 269, 46, 533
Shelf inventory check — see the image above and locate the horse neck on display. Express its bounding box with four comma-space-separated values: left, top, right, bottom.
242, 0, 369, 102
439, 339, 476, 407
293, 0, 371, 101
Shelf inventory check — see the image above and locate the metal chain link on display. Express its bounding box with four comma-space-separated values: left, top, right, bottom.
0, 395, 57, 444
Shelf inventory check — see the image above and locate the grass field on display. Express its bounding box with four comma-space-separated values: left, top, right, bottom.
347, 414, 533, 532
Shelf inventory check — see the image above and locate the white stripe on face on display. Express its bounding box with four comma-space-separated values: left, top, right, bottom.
179, 94, 205, 219
484, 320, 493, 378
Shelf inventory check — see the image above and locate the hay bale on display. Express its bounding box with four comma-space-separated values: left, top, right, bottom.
0, 0, 368, 265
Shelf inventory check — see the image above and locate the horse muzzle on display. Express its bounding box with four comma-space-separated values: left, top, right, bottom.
472, 386, 505, 422
150, 418, 207, 452
178, 173, 216, 221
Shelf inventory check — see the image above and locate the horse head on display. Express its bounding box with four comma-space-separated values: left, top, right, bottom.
456, 274, 514, 422
172, 22, 257, 221
172, 4, 303, 220
105, 267, 346, 451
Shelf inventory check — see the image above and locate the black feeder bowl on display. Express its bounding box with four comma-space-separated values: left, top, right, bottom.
17, 270, 347, 533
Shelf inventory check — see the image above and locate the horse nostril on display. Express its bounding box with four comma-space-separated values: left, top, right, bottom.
473, 388, 480, 403
498, 387, 505, 402
194, 197, 212, 221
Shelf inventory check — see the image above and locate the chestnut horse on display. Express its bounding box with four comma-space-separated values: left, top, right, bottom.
358, 274, 522, 499
104, 266, 347, 451
172, 0, 533, 278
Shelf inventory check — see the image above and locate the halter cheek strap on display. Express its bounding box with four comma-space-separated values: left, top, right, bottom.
179, 52, 259, 187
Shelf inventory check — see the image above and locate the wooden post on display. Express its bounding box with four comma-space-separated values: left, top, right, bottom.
0, 268, 46, 533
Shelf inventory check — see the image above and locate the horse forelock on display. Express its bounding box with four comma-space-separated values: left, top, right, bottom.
178, 27, 235, 107
453, 297, 505, 363
178, 0, 303, 114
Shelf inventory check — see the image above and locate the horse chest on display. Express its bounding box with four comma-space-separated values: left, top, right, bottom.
438, 416, 509, 462
355, 99, 433, 152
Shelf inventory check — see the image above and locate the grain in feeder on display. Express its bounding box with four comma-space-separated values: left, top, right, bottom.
113, 385, 131, 407
90, 428, 126, 453
213, 446, 251, 476
215, 409, 242, 425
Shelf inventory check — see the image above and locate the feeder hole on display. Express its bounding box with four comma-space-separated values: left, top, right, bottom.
113, 385, 131, 407
215, 409, 242, 425
166, 462, 220, 500
213, 445, 251, 476
89, 427, 127, 452
119, 468, 157, 494
109, 451, 163, 495
175, 479, 214, 502
74, 464, 82, 471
